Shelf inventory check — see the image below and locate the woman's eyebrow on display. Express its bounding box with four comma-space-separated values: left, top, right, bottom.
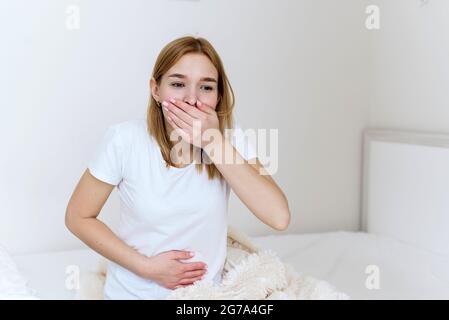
167, 73, 217, 83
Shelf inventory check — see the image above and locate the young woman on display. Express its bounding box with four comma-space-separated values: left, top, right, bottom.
65, 36, 290, 299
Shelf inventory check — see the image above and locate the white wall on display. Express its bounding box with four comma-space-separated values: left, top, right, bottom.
369, 0, 449, 132
0, 0, 370, 254
228, 0, 370, 236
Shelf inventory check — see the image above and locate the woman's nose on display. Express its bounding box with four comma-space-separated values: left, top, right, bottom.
184, 96, 197, 106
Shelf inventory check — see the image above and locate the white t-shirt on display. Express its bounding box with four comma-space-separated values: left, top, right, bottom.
87, 118, 257, 299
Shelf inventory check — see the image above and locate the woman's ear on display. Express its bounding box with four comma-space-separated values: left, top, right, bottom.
149, 77, 160, 102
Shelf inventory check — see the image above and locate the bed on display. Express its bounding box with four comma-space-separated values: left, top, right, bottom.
8, 230, 449, 300
4, 128, 449, 299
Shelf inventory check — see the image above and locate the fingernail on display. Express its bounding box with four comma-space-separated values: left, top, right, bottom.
169, 98, 176, 104
162, 101, 169, 107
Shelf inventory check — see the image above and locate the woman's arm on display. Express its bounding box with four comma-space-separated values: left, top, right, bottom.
205, 135, 291, 231
66, 169, 208, 289
162, 98, 291, 231
65, 169, 150, 278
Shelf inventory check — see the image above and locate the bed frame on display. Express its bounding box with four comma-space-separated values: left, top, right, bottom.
362, 128, 449, 256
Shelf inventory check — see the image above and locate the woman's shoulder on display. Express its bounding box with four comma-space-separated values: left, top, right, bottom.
108, 118, 147, 139
110, 118, 146, 132
101, 118, 150, 153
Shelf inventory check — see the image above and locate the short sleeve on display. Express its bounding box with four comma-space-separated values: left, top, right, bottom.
87, 125, 124, 186
230, 121, 258, 161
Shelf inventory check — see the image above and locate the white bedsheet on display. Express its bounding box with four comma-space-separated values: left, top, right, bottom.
11, 231, 449, 299
0, 245, 38, 299
13, 249, 102, 300
252, 231, 449, 299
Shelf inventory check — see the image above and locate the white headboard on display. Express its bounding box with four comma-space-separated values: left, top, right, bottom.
362, 129, 449, 256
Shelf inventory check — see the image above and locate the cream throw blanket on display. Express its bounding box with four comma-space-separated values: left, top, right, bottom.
76, 226, 350, 300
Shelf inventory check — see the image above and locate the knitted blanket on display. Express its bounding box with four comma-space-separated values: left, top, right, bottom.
76, 226, 350, 300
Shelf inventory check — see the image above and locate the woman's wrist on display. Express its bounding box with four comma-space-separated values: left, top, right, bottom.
133, 254, 155, 279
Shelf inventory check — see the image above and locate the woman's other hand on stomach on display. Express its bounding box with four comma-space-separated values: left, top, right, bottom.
137, 250, 208, 290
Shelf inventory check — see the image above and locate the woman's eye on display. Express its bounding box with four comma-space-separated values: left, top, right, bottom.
171, 82, 184, 88
201, 85, 214, 92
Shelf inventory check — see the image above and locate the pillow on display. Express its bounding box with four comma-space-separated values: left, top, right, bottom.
0, 245, 38, 299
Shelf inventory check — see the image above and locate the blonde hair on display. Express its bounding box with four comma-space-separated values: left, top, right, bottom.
147, 36, 235, 180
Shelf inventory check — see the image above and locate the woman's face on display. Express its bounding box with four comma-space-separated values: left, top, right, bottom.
151, 53, 219, 122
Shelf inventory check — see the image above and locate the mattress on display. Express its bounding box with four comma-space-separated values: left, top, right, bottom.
11, 231, 449, 299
